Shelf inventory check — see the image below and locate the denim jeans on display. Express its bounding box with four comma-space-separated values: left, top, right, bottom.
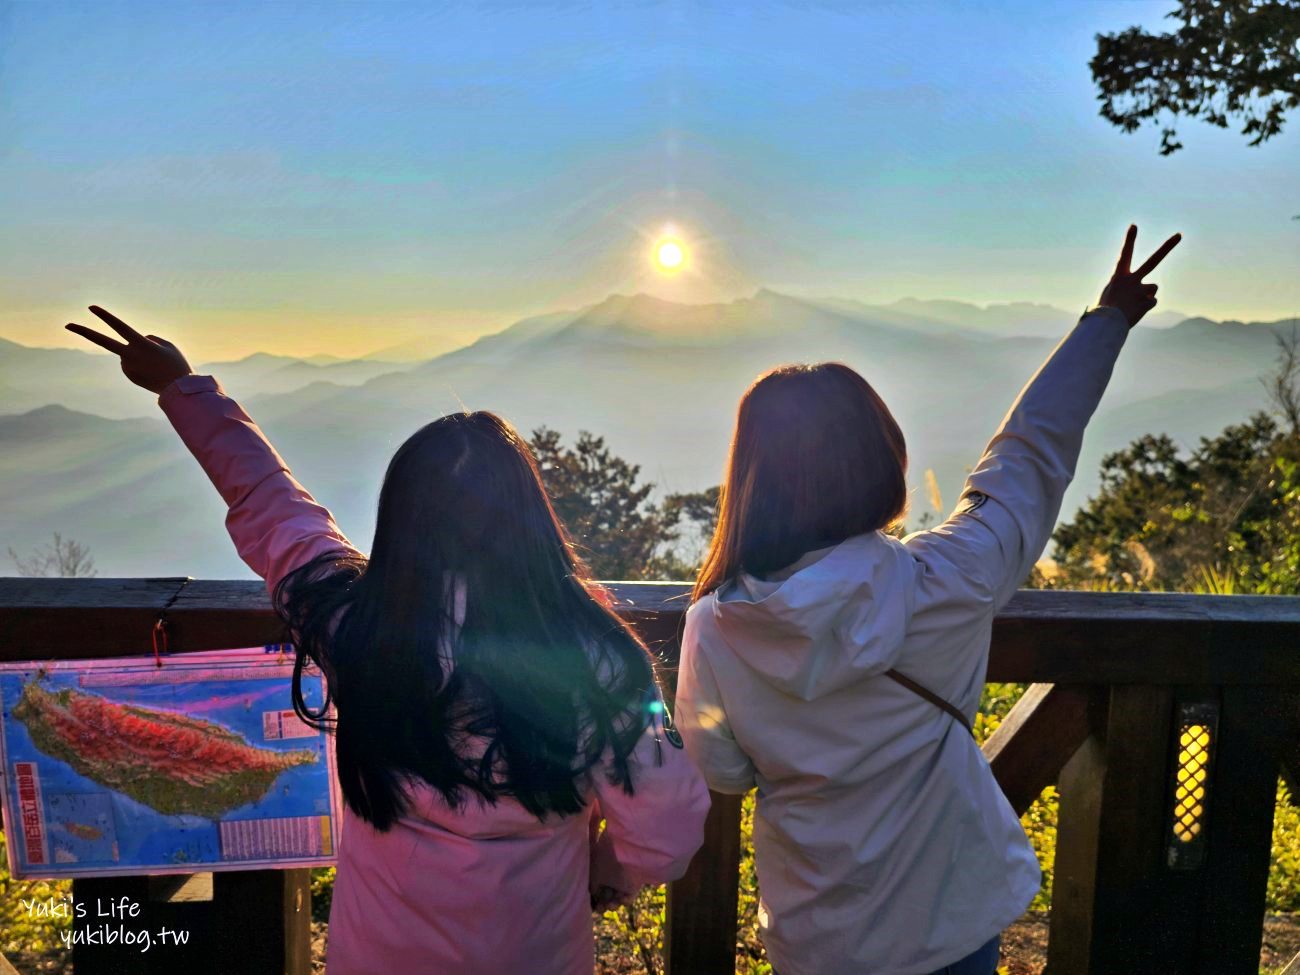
926, 934, 1001, 975
772, 934, 1002, 975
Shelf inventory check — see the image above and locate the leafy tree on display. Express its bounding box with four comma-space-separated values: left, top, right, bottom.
7, 532, 97, 577
1091, 0, 1300, 155
1050, 417, 1295, 588
1264, 325, 1300, 435
1050, 328, 1300, 591
529, 428, 717, 580
1225, 451, 1300, 593
659, 485, 721, 572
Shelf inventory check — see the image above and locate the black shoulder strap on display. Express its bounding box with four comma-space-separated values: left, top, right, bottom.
884, 669, 974, 737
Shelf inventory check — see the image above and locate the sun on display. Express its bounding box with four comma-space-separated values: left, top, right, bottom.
653, 236, 686, 273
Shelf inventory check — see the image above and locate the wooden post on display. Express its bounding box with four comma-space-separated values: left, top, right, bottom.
1048, 684, 1296, 975
1196, 687, 1295, 972
651, 603, 745, 975
210, 869, 312, 975
983, 683, 1093, 816
664, 791, 744, 975
71, 870, 310, 975
1048, 685, 1202, 973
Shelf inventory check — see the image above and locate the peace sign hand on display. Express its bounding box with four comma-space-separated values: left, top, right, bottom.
1098, 225, 1182, 328
65, 306, 194, 394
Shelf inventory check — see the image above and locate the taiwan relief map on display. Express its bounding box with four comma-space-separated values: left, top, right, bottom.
0, 648, 341, 879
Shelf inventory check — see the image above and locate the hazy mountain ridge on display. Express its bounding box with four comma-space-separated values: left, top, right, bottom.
884, 298, 1189, 333
0, 340, 414, 420
2, 292, 1295, 578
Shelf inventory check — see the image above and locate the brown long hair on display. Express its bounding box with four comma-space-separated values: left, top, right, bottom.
693, 362, 909, 601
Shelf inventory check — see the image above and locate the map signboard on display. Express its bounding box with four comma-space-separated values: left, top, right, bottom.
0, 648, 340, 879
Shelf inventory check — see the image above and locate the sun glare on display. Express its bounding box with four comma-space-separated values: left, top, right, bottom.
653, 237, 686, 273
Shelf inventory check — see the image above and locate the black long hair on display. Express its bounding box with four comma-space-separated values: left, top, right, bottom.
273, 411, 657, 831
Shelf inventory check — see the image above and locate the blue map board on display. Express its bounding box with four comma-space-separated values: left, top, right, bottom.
0, 648, 340, 879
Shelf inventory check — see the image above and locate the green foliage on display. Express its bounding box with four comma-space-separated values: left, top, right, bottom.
977, 684, 1059, 912
1225, 453, 1300, 594
1021, 787, 1060, 912
0, 829, 72, 954
529, 427, 717, 580
1050, 416, 1300, 593
311, 866, 335, 923
1091, 0, 1300, 155
1269, 781, 1300, 912
598, 886, 666, 975
735, 792, 772, 974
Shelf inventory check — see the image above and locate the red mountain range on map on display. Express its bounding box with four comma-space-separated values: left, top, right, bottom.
14, 681, 317, 818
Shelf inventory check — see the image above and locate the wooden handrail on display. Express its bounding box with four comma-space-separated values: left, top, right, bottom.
2, 577, 1299, 975
4, 578, 1300, 683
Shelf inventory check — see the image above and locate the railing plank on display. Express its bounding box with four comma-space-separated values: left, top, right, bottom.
0, 577, 190, 659
6, 581, 1299, 686
983, 683, 1094, 816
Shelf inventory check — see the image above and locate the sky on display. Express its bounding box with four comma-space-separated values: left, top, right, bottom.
1, 0, 1297, 361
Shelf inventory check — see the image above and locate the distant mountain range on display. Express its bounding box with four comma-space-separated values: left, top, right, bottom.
1, 291, 1293, 578
0, 338, 413, 420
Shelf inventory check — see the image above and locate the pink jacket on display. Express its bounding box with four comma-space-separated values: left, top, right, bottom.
158, 374, 711, 974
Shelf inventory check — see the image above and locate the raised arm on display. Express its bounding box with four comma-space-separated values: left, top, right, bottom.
903, 226, 1181, 609
65, 307, 363, 595
156, 374, 361, 592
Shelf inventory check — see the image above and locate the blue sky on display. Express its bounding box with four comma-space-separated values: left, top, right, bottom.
1, 0, 1297, 359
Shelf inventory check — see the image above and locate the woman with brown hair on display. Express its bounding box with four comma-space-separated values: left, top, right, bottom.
676, 226, 1181, 975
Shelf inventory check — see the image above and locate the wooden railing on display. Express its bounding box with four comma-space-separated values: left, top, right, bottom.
2, 577, 1299, 975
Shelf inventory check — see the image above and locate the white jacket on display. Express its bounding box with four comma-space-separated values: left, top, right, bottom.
677, 306, 1130, 975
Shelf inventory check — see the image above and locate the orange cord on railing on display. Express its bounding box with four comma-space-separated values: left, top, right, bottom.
152, 618, 168, 668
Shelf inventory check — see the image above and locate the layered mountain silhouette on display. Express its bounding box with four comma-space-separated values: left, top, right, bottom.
2, 291, 1293, 578
0, 337, 411, 420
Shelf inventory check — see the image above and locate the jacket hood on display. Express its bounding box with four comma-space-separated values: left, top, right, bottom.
710, 531, 920, 700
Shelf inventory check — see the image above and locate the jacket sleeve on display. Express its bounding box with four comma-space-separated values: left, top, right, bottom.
675, 610, 757, 795
157, 374, 363, 596
902, 306, 1130, 609
589, 684, 711, 894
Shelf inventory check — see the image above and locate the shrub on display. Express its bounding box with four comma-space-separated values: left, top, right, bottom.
0, 830, 72, 954
1270, 781, 1300, 912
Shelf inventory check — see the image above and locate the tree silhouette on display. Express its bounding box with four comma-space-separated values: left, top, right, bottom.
1091, 0, 1300, 155
529, 428, 716, 580
8, 532, 97, 577
1263, 325, 1300, 435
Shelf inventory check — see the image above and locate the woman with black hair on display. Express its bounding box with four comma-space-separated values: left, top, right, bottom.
66, 309, 710, 974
